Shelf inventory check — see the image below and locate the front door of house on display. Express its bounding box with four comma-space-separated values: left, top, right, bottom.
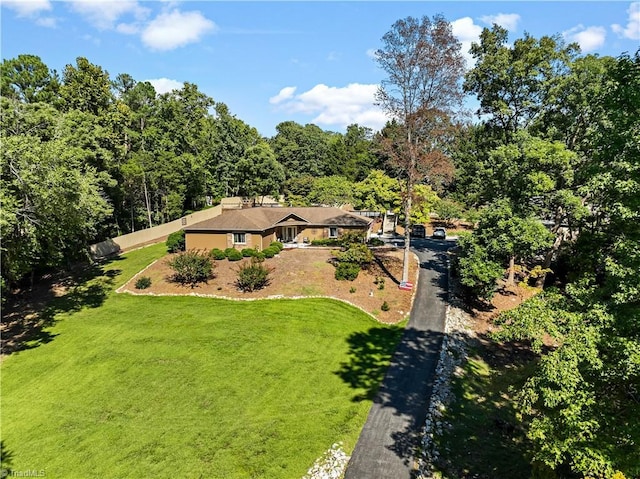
283, 226, 297, 242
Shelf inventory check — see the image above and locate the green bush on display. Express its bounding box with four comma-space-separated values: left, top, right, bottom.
349, 287, 356, 294
339, 231, 365, 246
310, 238, 340, 246
209, 248, 226, 260
241, 248, 257, 257
334, 262, 361, 281
262, 246, 278, 258
166, 230, 185, 253
336, 243, 373, 265
235, 257, 274, 292
167, 250, 214, 287
226, 248, 243, 261
381, 301, 390, 311
269, 241, 284, 252
135, 276, 152, 289
367, 237, 385, 247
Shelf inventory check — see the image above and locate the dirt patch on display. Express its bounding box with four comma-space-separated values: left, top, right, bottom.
120, 247, 418, 323
468, 281, 541, 336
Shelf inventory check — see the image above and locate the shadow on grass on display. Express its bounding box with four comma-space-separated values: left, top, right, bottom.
1, 259, 123, 356
432, 332, 537, 479
336, 325, 405, 401
1, 440, 14, 476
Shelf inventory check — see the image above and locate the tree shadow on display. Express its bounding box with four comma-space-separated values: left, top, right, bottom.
1, 260, 122, 356
338, 326, 445, 469
432, 333, 537, 479
1, 440, 14, 476
336, 325, 406, 401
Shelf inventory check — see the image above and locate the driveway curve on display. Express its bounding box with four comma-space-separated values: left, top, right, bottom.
343, 238, 453, 479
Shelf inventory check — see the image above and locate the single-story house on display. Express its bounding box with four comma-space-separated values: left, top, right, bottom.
185, 207, 373, 251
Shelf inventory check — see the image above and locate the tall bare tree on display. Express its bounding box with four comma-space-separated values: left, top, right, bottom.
375, 15, 465, 283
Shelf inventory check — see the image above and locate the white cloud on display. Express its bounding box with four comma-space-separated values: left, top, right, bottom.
141, 9, 216, 51
563, 25, 607, 52
366, 48, 377, 60
327, 51, 340, 61
451, 17, 483, 68
480, 13, 521, 31
68, 0, 149, 30
2, 0, 51, 17
146, 78, 183, 94
612, 2, 640, 40
269, 86, 297, 105
35, 16, 57, 27
116, 22, 141, 35
272, 83, 389, 131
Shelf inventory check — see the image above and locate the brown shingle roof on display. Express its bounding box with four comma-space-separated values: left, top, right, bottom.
184, 207, 372, 232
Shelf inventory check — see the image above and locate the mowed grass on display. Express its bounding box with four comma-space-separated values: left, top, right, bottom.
432, 345, 535, 478
2, 244, 404, 478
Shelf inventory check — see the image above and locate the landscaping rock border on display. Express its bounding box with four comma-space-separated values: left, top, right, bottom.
415, 268, 475, 478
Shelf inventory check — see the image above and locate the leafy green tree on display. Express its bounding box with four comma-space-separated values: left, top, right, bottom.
236, 142, 285, 200
270, 121, 331, 178
454, 232, 503, 301
492, 51, 640, 478
409, 184, 439, 225
308, 175, 355, 206
434, 198, 463, 227
474, 200, 554, 285
1, 135, 113, 287
354, 169, 401, 213
284, 174, 315, 206
464, 25, 577, 138
60, 57, 113, 115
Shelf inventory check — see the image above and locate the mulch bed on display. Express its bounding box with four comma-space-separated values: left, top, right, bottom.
120, 247, 419, 323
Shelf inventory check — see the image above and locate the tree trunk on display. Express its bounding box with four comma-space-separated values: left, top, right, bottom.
402, 183, 412, 284
507, 255, 515, 286
143, 171, 152, 228
535, 233, 563, 288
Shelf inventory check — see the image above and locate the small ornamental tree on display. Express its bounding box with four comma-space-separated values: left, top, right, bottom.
167, 250, 214, 287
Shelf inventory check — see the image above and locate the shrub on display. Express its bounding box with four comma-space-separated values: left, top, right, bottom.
368, 237, 385, 247
226, 248, 243, 261
335, 262, 361, 281
262, 246, 278, 258
375, 276, 385, 290
241, 248, 257, 257
310, 238, 340, 246
269, 241, 284, 252
381, 301, 390, 311
339, 231, 365, 246
235, 257, 274, 292
167, 250, 214, 287
349, 286, 356, 294
135, 276, 152, 289
209, 248, 226, 260
166, 230, 185, 253
336, 243, 373, 266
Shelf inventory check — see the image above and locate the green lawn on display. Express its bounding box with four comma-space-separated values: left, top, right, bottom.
432, 344, 535, 478
1, 244, 403, 478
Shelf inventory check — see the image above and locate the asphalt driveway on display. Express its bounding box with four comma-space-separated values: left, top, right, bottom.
344, 238, 453, 479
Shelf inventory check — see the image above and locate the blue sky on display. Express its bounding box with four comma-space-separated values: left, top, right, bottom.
2, 1, 639, 136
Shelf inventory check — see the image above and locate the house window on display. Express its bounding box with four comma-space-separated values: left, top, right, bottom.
329, 227, 338, 238
233, 233, 246, 244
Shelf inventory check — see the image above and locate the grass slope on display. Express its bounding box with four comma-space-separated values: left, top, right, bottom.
433, 345, 535, 478
2, 244, 403, 478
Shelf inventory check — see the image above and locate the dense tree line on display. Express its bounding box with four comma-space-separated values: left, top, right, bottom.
0, 54, 394, 292
448, 24, 639, 478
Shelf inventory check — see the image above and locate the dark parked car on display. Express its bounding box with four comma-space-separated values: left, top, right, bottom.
432, 227, 446, 239
411, 224, 426, 238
